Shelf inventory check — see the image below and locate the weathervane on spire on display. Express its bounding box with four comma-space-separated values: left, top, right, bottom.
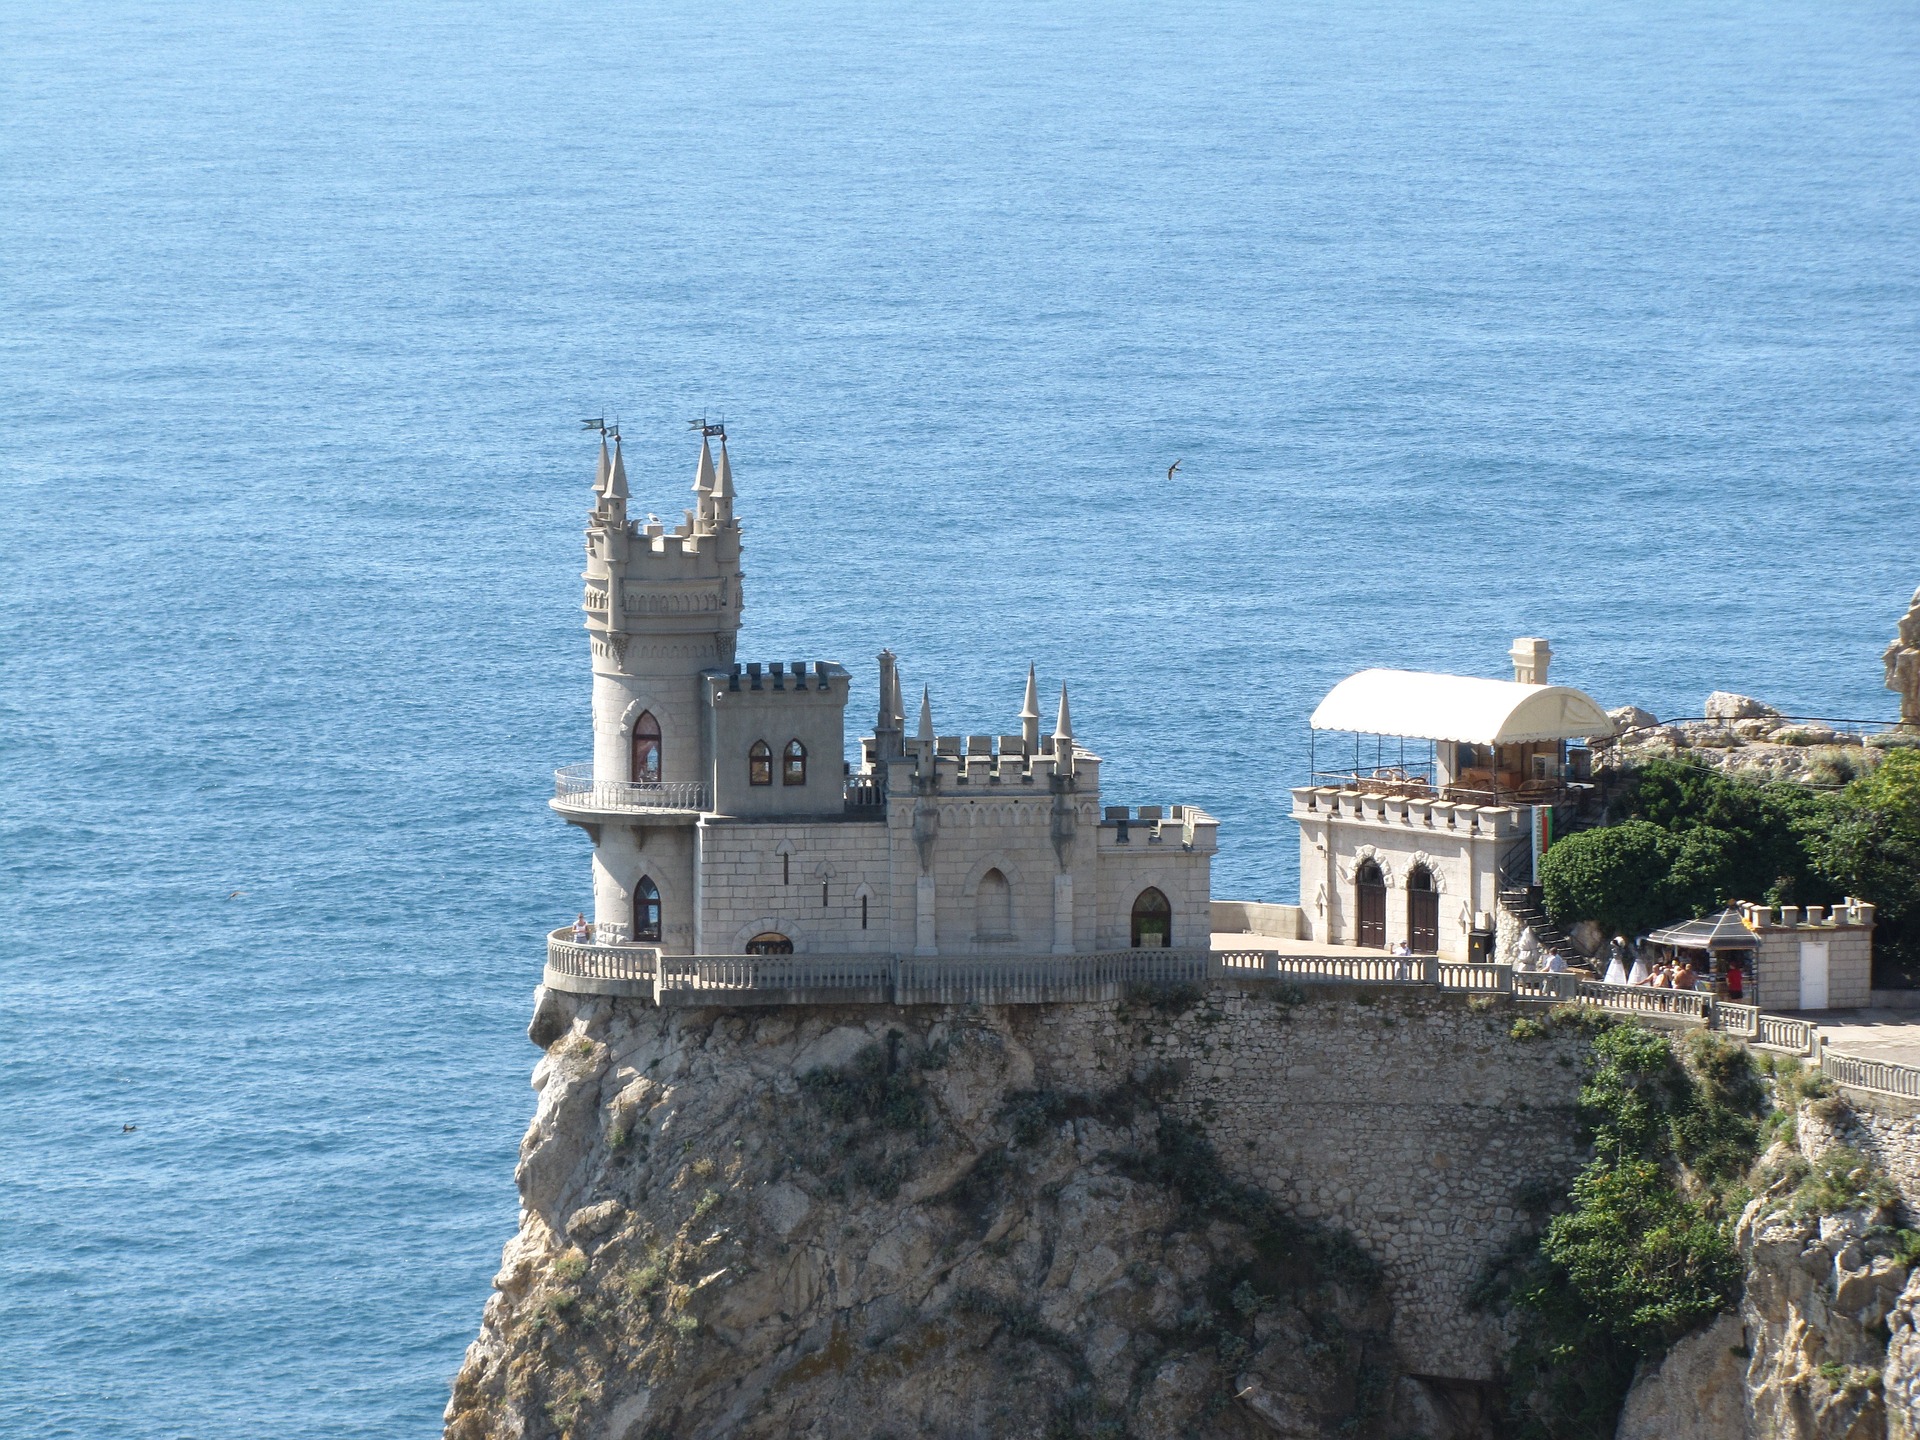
688, 416, 727, 441
581, 416, 621, 442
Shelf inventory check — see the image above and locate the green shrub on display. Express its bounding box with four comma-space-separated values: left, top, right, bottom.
1791, 1146, 1898, 1219
1811, 750, 1920, 982
1541, 821, 1678, 938
552, 1249, 588, 1282
1482, 1025, 1766, 1439
1511, 1016, 1549, 1042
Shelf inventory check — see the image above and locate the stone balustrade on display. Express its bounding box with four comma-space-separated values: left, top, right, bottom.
551, 765, 709, 816
539, 931, 1920, 1101
1290, 785, 1526, 839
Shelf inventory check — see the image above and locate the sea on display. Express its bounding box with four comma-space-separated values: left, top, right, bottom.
2, 2, 1915, 1434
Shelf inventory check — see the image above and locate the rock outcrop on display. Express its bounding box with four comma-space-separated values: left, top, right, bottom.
448, 988, 1587, 1440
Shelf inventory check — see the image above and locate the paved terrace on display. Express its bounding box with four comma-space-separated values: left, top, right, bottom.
542, 929, 1920, 1102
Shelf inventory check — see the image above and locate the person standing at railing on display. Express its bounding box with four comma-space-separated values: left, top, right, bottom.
1603, 938, 1629, 986
1725, 959, 1745, 1001
572, 913, 590, 944
1674, 959, 1698, 991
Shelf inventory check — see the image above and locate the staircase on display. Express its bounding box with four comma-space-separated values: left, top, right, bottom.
1497, 837, 1582, 965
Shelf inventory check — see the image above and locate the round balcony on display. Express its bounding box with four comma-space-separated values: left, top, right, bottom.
550, 764, 709, 821
545, 928, 658, 997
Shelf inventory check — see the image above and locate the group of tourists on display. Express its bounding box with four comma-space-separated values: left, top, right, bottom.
1600, 935, 1744, 998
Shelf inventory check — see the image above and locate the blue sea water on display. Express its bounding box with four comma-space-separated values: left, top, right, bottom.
2, 2, 1916, 1434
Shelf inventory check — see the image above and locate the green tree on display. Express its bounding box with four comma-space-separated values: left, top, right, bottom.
1540, 821, 1676, 938
1619, 759, 1830, 910
1811, 749, 1920, 983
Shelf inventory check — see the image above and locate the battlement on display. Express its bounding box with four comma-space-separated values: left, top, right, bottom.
722, 661, 844, 695
859, 730, 1101, 788
1290, 784, 1527, 840
1740, 898, 1877, 932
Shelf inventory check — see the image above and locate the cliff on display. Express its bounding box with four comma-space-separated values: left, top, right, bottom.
446, 985, 1591, 1440
1615, 1093, 1920, 1440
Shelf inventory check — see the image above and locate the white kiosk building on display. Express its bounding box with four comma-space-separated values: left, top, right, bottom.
1291, 641, 1615, 962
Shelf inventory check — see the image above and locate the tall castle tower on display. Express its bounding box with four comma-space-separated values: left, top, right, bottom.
582, 424, 742, 793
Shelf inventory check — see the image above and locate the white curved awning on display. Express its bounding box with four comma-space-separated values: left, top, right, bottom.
1309, 669, 1616, 745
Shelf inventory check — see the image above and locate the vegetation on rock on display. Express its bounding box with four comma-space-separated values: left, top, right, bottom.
1476, 1026, 1766, 1440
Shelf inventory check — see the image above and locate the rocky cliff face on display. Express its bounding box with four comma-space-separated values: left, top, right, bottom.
446, 987, 1583, 1440
1616, 1141, 1920, 1440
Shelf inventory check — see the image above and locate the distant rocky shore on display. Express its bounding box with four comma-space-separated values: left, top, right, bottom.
1598, 691, 1918, 788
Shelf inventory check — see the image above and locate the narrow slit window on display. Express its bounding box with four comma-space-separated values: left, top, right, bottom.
860, 895, 868, 930
782, 853, 790, 885
821, 881, 829, 907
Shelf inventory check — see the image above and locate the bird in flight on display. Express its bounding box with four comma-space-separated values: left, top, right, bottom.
122, 1124, 137, 1133
1166, 460, 1182, 481
228, 890, 246, 899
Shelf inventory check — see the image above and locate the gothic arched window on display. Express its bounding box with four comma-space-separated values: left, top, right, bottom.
631, 711, 661, 784
1131, 887, 1171, 948
783, 739, 807, 786
631, 876, 661, 942
749, 740, 772, 786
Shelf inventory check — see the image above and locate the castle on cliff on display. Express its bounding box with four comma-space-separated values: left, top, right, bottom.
553, 430, 1217, 962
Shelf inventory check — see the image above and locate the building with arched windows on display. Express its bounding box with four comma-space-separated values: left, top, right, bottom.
1290, 647, 1616, 962
550, 429, 1217, 965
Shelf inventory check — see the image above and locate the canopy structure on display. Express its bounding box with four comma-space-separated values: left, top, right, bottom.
1646, 909, 1760, 951
1309, 669, 1615, 746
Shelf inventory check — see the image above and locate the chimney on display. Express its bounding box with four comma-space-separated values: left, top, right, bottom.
1510, 637, 1551, 685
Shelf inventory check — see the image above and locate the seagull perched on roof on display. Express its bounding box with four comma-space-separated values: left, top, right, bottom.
1166, 459, 1182, 481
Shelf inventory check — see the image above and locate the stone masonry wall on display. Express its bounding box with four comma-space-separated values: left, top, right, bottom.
1002, 984, 1589, 1380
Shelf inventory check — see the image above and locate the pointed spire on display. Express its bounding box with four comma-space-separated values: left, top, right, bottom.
918, 686, 935, 745
715, 436, 734, 501
605, 437, 628, 504
693, 436, 716, 496
1019, 664, 1040, 749
593, 436, 611, 497
889, 660, 906, 729
1053, 683, 1073, 743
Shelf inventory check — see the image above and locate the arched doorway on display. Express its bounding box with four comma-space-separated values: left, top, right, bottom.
1407, 864, 1438, 954
1355, 859, 1387, 949
631, 876, 661, 943
1131, 887, 1172, 948
631, 711, 661, 784
745, 932, 793, 955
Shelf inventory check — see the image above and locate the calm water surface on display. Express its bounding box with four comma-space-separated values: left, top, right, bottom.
3, 2, 1916, 1434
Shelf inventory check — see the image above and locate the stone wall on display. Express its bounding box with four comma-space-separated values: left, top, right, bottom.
1001, 984, 1589, 1379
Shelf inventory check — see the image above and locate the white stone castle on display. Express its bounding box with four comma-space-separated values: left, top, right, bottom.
554, 430, 1217, 966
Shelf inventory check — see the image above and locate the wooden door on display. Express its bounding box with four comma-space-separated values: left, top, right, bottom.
1356, 863, 1386, 949
1409, 888, 1439, 953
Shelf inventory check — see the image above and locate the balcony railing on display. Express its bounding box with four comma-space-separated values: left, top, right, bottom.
552, 765, 708, 815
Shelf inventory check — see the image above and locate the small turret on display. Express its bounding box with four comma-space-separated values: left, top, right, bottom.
692, 435, 716, 527
1053, 683, 1074, 771
918, 685, 935, 751
875, 650, 904, 761
711, 436, 736, 528
1019, 664, 1040, 751
592, 436, 611, 501
603, 437, 629, 520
